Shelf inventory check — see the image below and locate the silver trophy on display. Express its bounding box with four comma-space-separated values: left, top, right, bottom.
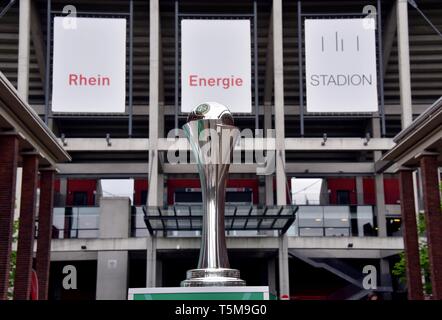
181, 102, 246, 287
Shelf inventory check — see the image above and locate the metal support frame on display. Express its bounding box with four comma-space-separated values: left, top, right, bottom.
174, 0, 260, 131
253, 0, 259, 130
44, 1, 134, 137
297, 1, 304, 137
296, 1, 386, 137
0, 0, 15, 18
377, 0, 386, 137
128, 0, 134, 137
44, 0, 51, 124
143, 205, 297, 236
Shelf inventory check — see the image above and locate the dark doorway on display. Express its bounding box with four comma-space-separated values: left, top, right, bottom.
336, 190, 350, 205
72, 191, 88, 206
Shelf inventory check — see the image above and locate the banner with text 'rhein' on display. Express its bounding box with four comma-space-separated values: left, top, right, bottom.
51, 17, 126, 113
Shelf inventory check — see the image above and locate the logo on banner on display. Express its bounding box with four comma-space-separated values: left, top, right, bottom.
305, 18, 378, 113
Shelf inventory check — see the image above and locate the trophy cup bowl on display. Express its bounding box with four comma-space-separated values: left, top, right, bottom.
181, 102, 246, 287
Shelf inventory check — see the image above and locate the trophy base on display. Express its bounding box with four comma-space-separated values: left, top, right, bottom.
181, 268, 246, 287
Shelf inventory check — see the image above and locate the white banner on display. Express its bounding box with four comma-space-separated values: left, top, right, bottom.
52, 17, 126, 113
305, 18, 378, 113
181, 19, 252, 113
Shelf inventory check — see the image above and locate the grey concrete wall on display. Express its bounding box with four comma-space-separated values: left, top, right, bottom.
96, 197, 131, 299
96, 251, 128, 300
99, 197, 131, 239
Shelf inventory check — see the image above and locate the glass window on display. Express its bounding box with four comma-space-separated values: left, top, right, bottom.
323, 206, 350, 228
298, 206, 323, 228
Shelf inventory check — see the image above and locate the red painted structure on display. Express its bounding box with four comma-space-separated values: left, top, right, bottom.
57, 177, 401, 207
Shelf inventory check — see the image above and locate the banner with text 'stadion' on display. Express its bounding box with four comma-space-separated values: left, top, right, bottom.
51, 17, 126, 113
181, 19, 252, 113
305, 18, 378, 113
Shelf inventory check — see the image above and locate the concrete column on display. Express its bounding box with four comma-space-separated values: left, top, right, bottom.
278, 233, 290, 299
36, 170, 55, 300
273, 0, 286, 206
380, 258, 393, 300
148, 0, 162, 207
145, 0, 160, 289
419, 154, 442, 299
356, 176, 364, 205
267, 258, 277, 296
59, 177, 67, 207
264, 102, 274, 206
397, 0, 413, 129
146, 236, 157, 287
375, 174, 387, 237
14, 154, 39, 300
96, 251, 128, 300
373, 120, 387, 237
96, 197, 130, 300
156, 259, 162, 287
0, 135, 19, 300
273, 0, 289, 299
399, 169, 424, 300
17, 0, 31, 101
99, 197, 130, 238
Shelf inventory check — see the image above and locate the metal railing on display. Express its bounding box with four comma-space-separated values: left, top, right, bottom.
52, 207, 99, 239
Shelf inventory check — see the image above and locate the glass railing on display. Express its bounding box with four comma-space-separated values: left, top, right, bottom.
52, 207, 99, 239
287, 205, 377, 237
52, 205, 401, 239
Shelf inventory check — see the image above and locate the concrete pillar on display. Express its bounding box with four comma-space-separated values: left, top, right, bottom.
0, 135, 19, 300
145, 0, 160, 290
356, 176, 364, 205
273, 0, 286, 207
419, 154, 442, 299
380, 258, 393, 300
96, 251, 128, 300
267, 258, 277, 296
59, 177, 67, 207
98, 197, 130, 238
96, 197, 130, 300
156, 259, 162, 287
399, 169, 424, 300
148, 0, 163, 207
372, 119, 387, 237
273, 0, 289, 299
397, 0, 413, 129
17, 0, 31, 101
146, 236, 157, 287
14, 154, 39, 300
264, 103, 274, 206
36, 170, 55, 300
375, 174, 387, 237
278, 233, 289, 299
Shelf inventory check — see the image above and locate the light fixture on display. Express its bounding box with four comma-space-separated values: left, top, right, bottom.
341, 218, 348, 222
61, 133, 67, 146
106, 133, 112, 146
321, 133, 327, 146
364, 132, 371, 146
315, 218, 322, 222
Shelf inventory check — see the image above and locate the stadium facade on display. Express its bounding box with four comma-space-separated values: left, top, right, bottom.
0, 0, 441, 300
